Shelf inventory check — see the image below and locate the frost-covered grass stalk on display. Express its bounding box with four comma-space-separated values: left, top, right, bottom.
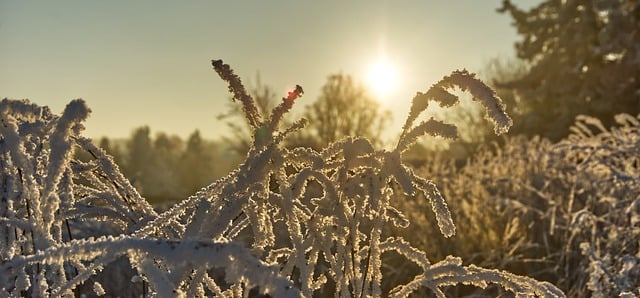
0, 61, 564, 297
402, 114, 640, 297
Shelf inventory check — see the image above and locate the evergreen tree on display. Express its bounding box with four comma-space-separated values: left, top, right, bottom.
145, 133, 185, 201
124, 126, 154, 193
179, 130, 217, 195
498, 0, 639, 140
98, 137, 124, 165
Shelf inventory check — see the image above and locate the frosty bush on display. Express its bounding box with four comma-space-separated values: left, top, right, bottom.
401, 115, 640, 297
0, 60, 564, 297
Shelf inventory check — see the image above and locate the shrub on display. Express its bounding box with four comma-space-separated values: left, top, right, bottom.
399, 115, 640, 297
0, 60, 563, 297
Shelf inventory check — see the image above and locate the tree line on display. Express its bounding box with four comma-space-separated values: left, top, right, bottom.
94, 0, 638, 204
86, 128, 241, 204
90, 72, 391, 204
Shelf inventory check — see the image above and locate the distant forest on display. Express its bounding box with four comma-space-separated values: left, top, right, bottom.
84, 128, 242, 205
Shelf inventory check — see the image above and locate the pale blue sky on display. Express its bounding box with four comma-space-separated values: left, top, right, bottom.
1, 1, 538, 140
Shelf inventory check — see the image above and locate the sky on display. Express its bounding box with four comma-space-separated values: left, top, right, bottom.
0, 0, 540, 141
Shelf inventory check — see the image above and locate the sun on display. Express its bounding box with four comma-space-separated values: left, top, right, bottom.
366, 58, 399, 100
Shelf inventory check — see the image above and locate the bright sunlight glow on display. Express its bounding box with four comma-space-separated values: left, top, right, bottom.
366, 59, 399, 100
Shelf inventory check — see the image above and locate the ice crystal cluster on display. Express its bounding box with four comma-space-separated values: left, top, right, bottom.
0, 60, 563, 297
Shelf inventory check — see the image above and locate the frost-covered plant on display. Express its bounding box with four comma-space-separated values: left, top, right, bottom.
0, 98, 158, 296
558, 115, 640, 297
403, 114, 640, 297
0, 61, 564, 297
